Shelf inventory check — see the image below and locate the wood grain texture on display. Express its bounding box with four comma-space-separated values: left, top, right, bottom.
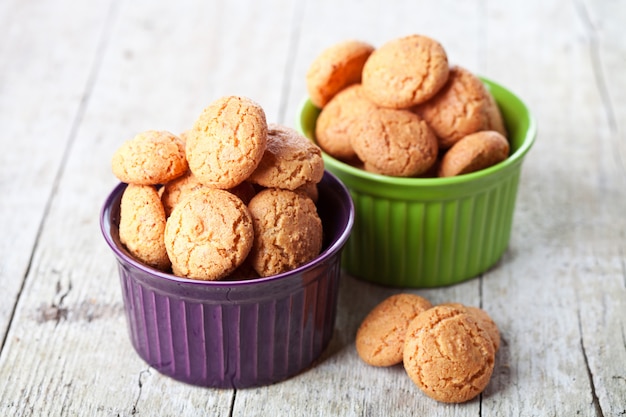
0, 0, 624, 415
0, 0, 115, 348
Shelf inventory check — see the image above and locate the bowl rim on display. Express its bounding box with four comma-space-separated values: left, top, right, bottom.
298, 76, 537, 188
100, 170, 355, 288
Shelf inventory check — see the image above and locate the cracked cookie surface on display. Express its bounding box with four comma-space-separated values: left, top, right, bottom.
350, 107, 438, 177
356, 293, 433, 367
164, 188, 253, 281
439, 303, 501, 352
111, 130, 187, 185
160, 170, 256, 217
247, 123, 324, 190
119, 184, 170, 271
247, 189, 322, 277
403, 304, 495, 403
186, 95, 267, 189
362, 34, 449, 109
414, 65, 507, 149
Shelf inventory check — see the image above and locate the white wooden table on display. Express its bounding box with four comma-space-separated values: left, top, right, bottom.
1, 0, 625, 415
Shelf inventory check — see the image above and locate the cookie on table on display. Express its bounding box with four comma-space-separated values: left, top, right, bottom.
439, 303, 501, 352
464, 306, 501, 352
403, 304, 496, 403
119, 184, 170, 271
438, 130, 510, 177
362, 34, 449, 109
315, 84, 378, 161
111, 130, 187, 185
306, 39, 375, 108
164, 188, 254, 281
247, 123, 324, 190
356, 294, 433, 367
414, 65, 507, 149
350, 107, 438, 177
186, 95, 268, 189
247, 189, 323, 277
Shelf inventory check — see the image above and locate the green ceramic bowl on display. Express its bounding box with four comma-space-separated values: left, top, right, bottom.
298, 78, 536, 287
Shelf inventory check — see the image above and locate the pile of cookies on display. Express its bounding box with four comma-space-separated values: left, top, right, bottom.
111, 95, 325, 281
306, 34, 510, 178
355, 294, 500, 403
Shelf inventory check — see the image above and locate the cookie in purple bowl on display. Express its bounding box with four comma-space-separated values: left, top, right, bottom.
100, 171, 354, 388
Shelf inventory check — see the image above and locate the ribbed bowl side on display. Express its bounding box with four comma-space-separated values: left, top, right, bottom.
342, 169, 522, 287
118, 255, 342, 389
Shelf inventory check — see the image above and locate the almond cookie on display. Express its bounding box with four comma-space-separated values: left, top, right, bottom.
439, 303, 501, 352
161, 170, 256, 217
403, 305, 496, 403
111, 130, 187, 185
119, 184, 170, 271
438, 130, 510, 177
247, 123, 324, 190
160, 170, 210, 217
186, 95, 268, 189
164, 188, 254, 280
362, 34, 449, 109
306, 39, 375, 108
315, 84, 378, 161
414, 66, 507, 149
356, 294, 433, 367
350, 107, 438, 177
247, 189, 323, 277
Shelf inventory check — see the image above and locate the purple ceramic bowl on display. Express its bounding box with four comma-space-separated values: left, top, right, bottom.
100, 171, 354, 389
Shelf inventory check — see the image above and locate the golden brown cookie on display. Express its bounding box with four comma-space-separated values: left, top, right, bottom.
161, 170, 258, 217
247, 189, 323, 277
164, 188, 254, 280
438, 130, 510, 177
350, 107, 438, 177
403, 305, 495, 403
362, 34, 449, 109
160, 170, 209, 217
414, 66, 507, 149
439, 303, 501, 352
247, 124, 324, 190
186, 95, 268, 189
315, 84, 378, 161
306, 39, 375, 108
465, 306, 501, 352
484, 88, 507, 137
355, 294, 433, 367
119, 184, 171, 271
111, 130, 187, 185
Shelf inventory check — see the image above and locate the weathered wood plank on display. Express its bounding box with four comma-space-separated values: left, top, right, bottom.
0, 0, 115, 348
573, 0, 626, 414
480, 0, 626, 415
